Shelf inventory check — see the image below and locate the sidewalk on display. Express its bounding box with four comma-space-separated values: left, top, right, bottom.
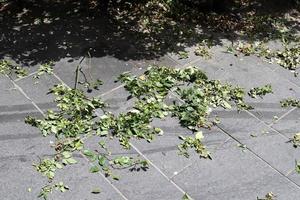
1, 42, 300, 200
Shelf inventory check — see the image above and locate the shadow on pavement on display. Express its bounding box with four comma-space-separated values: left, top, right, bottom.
0, 0, 299, 66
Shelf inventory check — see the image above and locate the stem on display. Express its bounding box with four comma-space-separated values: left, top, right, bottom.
74, 56, 85, 89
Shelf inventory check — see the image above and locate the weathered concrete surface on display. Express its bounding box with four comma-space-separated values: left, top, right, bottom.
1, 29, 300, 200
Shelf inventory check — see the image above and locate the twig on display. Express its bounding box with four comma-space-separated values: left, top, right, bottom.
74, 56, 85, 89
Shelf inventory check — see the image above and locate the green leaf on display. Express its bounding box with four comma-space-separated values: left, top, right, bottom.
112, 175, 120, 180
62, 151, 71, 159
98, 141, 106, 148
89, 166, 100, 173
83, 149, 96, 160
66, 158, 77, 164
182, 193, 190, 200
195, 131, 203, 140
98, 156, 106, 166
55, 163, 63, 169
91, 188, 101, 194
295, 160, 300, 174
223, 101, 232, 109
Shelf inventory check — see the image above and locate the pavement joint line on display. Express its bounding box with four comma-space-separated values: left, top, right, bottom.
93, 108, 193, 197
53, 71, 189, 199
268, 107, 297, 127
285, 168, 296, 177
7, 76, 45, 116
79, 152, 129, 200
170, 134, 231, 179
98, 84, 125, 98
81, 62, 230, 196
181, 57, 203, 68
170, 137, 231, 180
8, 74, 130, 200
7, 57, 299, 197
14, 70, 39, 82
212, 137, 232, 151
217, 124, 300, 190
166, 54, 181, 66
169, 161, 196, 180
129, 143, 194, 200
52, 72, 71, 88
235, 110, 300, 179
169, 90, 300, 185
244, 109, 292, 141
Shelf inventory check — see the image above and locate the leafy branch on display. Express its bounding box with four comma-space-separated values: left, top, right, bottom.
24, 65, 261, 199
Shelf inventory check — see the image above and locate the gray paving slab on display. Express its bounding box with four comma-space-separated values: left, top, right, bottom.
213, 110, 262, 141
0, 136, 54, 158
272, 108, 300, 138
0, 121, 41, 141
173, 139, 300, 200
0, 156, 126, 200
100, 86, 134, 114
0, 75, 33, 106
167, 44, 225, 67
216, 109, 300, 175
288, 171, 300, 187
132, 122, 229, 178
273, 66, 300, 88
0, 158, 46, 200
191, 59, 224, 79
84, 133, 185, 200
0, 97, 42, 124
211, 55, 300, 124
167, 45, 201, 66
2, 23, 300, 199
15, 74, 61, 105
112, 164, 184, 200
50, 157, 126, 200
53, 56, 143, 97
132, 55, 179, 68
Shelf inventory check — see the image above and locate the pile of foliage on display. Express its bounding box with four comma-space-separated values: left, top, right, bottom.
23, 65, 256, 198
229, 39, 300, 72
0, 59, 28, 78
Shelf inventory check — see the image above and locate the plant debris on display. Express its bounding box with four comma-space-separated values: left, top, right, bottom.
280, 98, 300, 108
230, 41, 300, 72
33, 62, 54, 79
182, 193, 191, 200
290, 133, 300, 148
295, 159, 300, 174
24, 65, 258, 198
248, 84, 273, 98
194, 40, 212, 59
0, 59, 28, 78
257, 192, 276, 200
178, 51, 189, 59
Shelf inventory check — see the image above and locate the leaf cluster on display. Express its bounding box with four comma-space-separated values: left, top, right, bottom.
248, 84, 273, 98
0, 59, 28, 78
118, 66, 252, 157
275, 45, 300, 70
33, 62, 54, 79
291, 133, 300, 148
280, 98, 300, 108
257, 192, 276, 200
38, 182, 69, 200
26, 66, 256, 199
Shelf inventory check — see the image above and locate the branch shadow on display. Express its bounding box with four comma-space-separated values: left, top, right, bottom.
0, 0, 299, 66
